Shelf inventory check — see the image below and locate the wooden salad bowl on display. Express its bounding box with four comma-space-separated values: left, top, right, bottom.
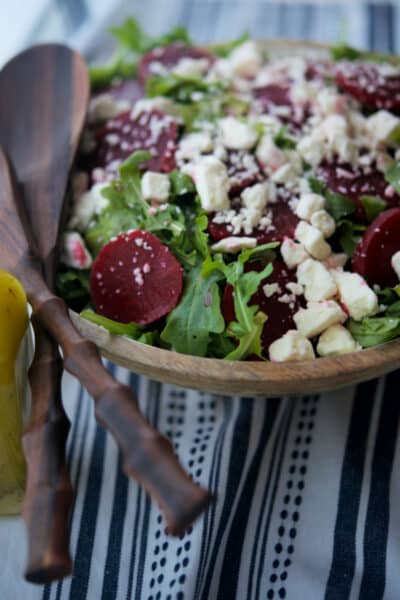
71, 38, 400, 396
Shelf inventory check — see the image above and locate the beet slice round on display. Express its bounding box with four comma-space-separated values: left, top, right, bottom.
352, 208, 400, 287
317, 161, 400, 222
89, 109, 179, 179
335, 62, 400, 111
208, 197, 299, 244
222, 259, 306, 350
138, 43, 215, 83
90, 230, 183, 325
253, 84, 308, 127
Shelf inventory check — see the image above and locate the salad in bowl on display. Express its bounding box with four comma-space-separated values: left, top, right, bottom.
58, 19, 400, 364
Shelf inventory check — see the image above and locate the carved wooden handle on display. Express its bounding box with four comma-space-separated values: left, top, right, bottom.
26, 292, 212, 534
22, 320, 73, 583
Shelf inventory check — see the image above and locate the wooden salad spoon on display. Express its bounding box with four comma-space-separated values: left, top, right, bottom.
0, 45, 211, 574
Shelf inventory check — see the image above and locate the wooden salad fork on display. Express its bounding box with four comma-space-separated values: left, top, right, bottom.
0, 45, 211, 583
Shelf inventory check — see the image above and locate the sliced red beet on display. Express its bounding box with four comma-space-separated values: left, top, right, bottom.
208, 197, 299, 244
222, 260, 306, 350
90, 230, 183, 325
89, 109, 179, 179
138, 43, 215, 84
253, 84, 308, 127
108, 78, 144, 103
317, 161, 400, 222
305, 60, 333, 81
352, 208, 400, 287
226, 151, 263, 195
335, 62, 400, 111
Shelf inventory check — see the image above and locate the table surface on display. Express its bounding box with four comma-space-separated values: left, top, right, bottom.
2, 2, 400, 600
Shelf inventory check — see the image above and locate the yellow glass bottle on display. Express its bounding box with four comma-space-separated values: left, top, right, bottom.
0, 270, 29, 515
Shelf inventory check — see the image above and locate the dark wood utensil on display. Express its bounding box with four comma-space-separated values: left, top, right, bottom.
0, 45, 211, 546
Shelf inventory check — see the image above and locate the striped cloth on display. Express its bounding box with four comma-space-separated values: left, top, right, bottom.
1, 2, 400, 599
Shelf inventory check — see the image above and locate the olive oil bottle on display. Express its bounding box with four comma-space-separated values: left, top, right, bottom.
0, 270, 29, 515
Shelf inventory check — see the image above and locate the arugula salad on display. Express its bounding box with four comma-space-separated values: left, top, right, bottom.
58, 19, 400, 362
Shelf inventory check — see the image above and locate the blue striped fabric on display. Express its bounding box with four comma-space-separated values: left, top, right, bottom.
1, 2, 400, 600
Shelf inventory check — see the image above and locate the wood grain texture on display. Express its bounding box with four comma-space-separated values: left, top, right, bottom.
0, 146, 211, 540
0, 44, 89, 582
69, 38, 400, 396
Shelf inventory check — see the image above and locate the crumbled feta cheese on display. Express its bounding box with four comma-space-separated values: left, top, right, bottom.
323, 253, 348, 270
331, 270, 378, 321
271, 163, 298, 186
295, 221, 331, 260
281, 238, 309, 269
219, 117, 258, 151
317, 324, 360, 356
241, 182, 269, 212
286, 282, 304, 296
229, 41, 263, 78
141, 171, 171, 202
295, 193, 325, 221
211, 236, 257, 254
293, 301, 347, 338
194, 156, 230, 212
62, 232, 92, 269
310, 209, 336, 238
391, 251, 400, 280
297, 258, 337, 302
131, 97, 180, 118
172, 57, 209, 77
296, 136, 324, 167
256, 135, 287, 172
366, 110, 400, 145
89, 94, 130, 123
177, 132, 214, 159
269, 330, 315, 362
68, 183, 109, 231
313, 114, 357, 163
263, 282, 281, 298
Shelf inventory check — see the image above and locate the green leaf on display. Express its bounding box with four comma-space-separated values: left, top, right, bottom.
169, 169, 196, 198
274, 126, 296, 150
161, 265, 225, 356
56, 269, 90, 311
225, 312, 267, 360
335, 219, 366, 257
89, 56, 136, 89
308, 177, 355, 221
146, 73, 227, 103
385, 161, 400, 193
193, 213, 210, 258
330, 42, 400, 65
80, 310, 142, 337
348, 316, 400, 348
359, 195, 387, 222
207, 332, 237, 358
119, 150, 152, 177
208, 33, 250, 58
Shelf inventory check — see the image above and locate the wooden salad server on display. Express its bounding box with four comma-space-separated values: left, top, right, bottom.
0, 46, 211, 561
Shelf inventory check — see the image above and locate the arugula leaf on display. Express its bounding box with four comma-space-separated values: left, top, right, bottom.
56, 269, 90, 311
169, 169, 196, 198
90, 18, 192, 89
309, 176, 355, 221
207, 332, 237, 358
161, 265, 225, 356
331, 42, 400, 65
384, 161, 400, 193
348, 316, 400, 348
208, 33, 250, 58
81, 310, 142, 337
146, 73, 227, 103
202, 243, 277, 360
274, 126, 296, 150
179, 93, 249, 131
359, 195, 387, 222
335, 219, 366, 257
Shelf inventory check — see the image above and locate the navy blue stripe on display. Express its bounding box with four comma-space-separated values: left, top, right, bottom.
199, 398, 255, 599
325, 381, 377, 600
254, 400, 295, 600
368, 3, 394, 52
194, 396, 232, 598
216, 397, 281, 600
134, 382, 161, 600
100, 372, 139, 600
359, 372, 400, 600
